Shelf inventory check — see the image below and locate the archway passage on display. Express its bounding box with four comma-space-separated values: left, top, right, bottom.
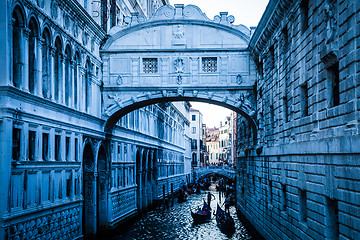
101, 4, 258, 141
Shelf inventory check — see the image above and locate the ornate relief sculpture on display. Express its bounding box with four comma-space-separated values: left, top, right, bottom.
174, 58, 184, 73
172, 25, 186, 45
236, 92, 254, 113
116, 75, 123, 85
177, 74, 182, 85
236, 74, 243, 85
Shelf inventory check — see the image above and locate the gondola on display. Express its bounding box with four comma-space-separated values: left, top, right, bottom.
215, 204, 235, 233
190, 202, 211, 222
177, 190, 188, 203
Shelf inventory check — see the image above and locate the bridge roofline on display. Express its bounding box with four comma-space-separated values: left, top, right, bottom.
102, 5, 252, 50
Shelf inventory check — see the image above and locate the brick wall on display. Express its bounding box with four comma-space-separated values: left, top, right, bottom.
237, 0, 360, 239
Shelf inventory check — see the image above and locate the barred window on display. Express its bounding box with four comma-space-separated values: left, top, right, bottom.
143, 58, 158, 73
202, 57, 217, 72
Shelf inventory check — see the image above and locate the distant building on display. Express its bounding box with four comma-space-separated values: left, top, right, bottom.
219, 116, 231, 165
206, 127, 220, 164
189, 108, 205, 167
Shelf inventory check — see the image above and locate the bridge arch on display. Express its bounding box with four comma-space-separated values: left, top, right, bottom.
101, 4, 258, 143
104, 97, 257, 141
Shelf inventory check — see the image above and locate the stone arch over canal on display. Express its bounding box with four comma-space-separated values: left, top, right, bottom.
101, 4, 258, 141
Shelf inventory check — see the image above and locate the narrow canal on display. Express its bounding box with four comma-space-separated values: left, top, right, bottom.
102, 186, 252, 239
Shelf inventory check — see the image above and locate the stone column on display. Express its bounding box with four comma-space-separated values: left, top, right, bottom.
60, 53, 65, 105
49, 128, 55, 161
21, 123, 28, 161
79, 66, 85, 112
22, 27, 30, 92
0, 118, 13, 219
36, 37, 44, 97
70, 60, 75, 108
83, 172, 98, 236
36, 125, 42, 161
50, 47, 56, 101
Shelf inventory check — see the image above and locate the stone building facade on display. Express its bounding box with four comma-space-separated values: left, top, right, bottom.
206, 127, 220, 164
236, 0, 360, 239
190, 108, 205, 167
0, 0, 191, 239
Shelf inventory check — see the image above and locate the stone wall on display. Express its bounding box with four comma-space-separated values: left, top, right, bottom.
237, 0, 360, 239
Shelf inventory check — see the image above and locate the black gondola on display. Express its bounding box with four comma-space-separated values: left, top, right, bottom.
215, 204, 235, 233
177, 190, 188, 203
190, 202, 211, 222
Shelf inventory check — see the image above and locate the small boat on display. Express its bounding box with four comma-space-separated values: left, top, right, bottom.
215, 204, 235, 233
190, 202, 211, 222
177, 190, 188, 203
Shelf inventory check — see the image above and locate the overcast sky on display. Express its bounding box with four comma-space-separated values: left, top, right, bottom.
170, 0, 269, 128
171, 0, 269, 28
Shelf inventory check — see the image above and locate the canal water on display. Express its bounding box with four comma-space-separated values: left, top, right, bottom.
103, 187, 252, 240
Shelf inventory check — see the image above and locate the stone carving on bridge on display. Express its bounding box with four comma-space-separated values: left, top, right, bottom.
162, 90, 168, 97
105, 94, 123, 116
177, 74, 183, 84
236, 74, 243, 85
177, 88, 184, 96
116, 75, 123, 85
236, 92, 255, 115
174, 58, 184, 73
172, 25, 186, 45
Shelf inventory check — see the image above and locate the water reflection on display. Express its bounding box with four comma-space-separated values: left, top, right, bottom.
102, 188, 252, 240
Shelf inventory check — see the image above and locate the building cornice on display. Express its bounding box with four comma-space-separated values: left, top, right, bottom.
248, 0, 295, 57
57, 0, 107, 40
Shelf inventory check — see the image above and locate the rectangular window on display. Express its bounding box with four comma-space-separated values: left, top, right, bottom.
75, 138, 78, 161
142, 58, 158, 73
328, 62, 340, 107
269, 180, 273, 202
66, 136, 70, 161
300, 0, 309, 32
192, 115, 196, 121
281, 184, 287, 211
12, 127, 21, 161
66, 175, 71, 197
74, 176, 79, 196
28, 130, 36, 161
283, 97, 289, 122
299, 189, 307, 223
42, 133, 49, 161
55, 134, 61, 161
202, 57, 217, 72
192, 127, 196, 134
300, 83, 309, 117
325, 197, 339, 240
269, 45, 275, 70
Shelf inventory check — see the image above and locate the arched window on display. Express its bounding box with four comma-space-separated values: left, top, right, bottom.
42, 28, 51, 99
28, 17, 39, 94
85, 58, 92, 112
12, 6, 25, 88
65, 44, 72, 106
54, 37, 62, 103
73, 52, 80, 109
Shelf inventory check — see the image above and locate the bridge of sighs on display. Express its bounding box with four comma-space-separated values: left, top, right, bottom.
101, 4, 258, 136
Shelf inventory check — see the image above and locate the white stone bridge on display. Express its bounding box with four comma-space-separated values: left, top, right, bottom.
192, 166, 236, 180
101, 4, 258, 139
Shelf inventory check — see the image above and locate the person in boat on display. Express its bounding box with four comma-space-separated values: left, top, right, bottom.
224, 196, 231, 214
207, 192, 215, 206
